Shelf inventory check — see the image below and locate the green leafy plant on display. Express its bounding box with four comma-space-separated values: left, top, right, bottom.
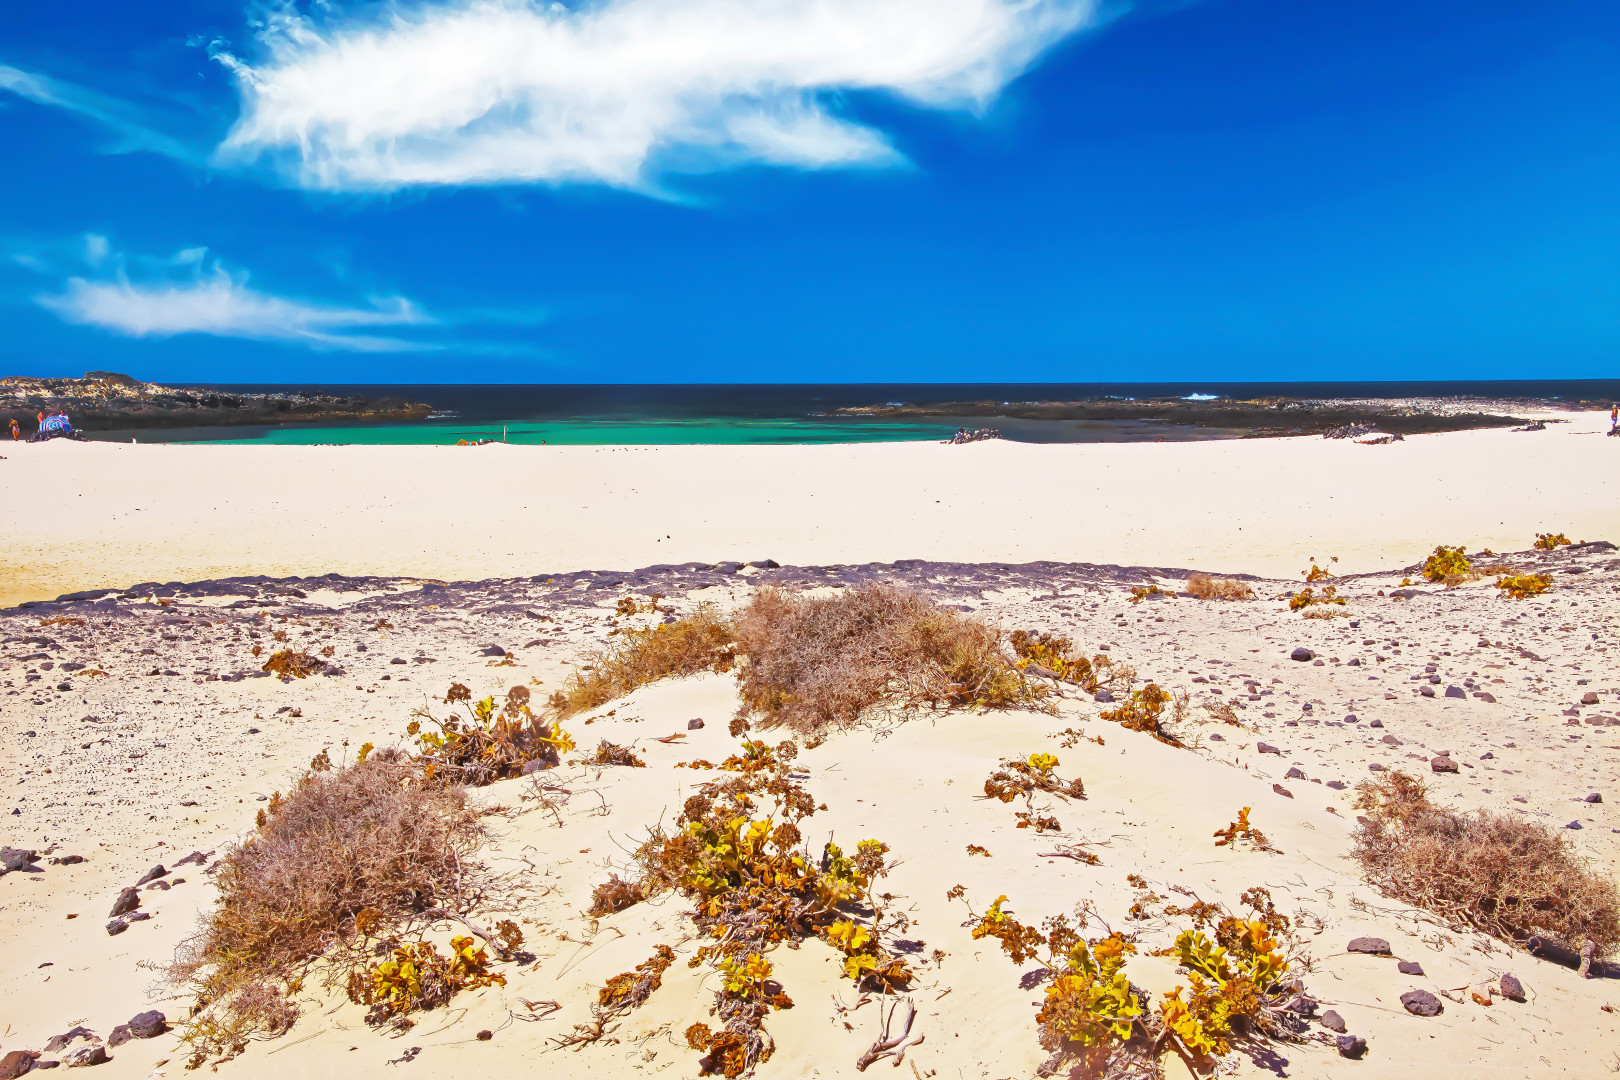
1213, 808, 1274, 852
1421, 545, 1474, 585
345, 935, 506, 1027
406, 683, 575, 785
1496, 573, 1552, 599
1099, 684, 1183, 745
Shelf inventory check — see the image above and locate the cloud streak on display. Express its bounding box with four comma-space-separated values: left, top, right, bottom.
36, 240, 434, 351
217, 0, 1100, 190
0, 64, 199, 163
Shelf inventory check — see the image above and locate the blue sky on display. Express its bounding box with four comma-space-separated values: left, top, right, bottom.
2, 0, 1616, 383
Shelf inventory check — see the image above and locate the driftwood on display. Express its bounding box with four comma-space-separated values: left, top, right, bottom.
855, 996, 922, 1071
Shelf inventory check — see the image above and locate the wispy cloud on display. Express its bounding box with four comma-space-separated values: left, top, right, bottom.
0, 64, 199, 163
216, 0, 1101, 191
35, 237, 435, 351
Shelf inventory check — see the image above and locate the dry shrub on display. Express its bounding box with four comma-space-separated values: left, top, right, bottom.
1301, 607, 1352, 619
1186, 575, 1255, 601
1352, 772, 1620, 955
1534, 532, 1572, 550
582, 739, 646, 768
261, 648, 325, 678
557, 606, 736, 717
1496, 573, 1552, 599
733, 584, 1045, 734
1421, 545, 1474, 585
588, 873, 647, 917
169, 754, 485, 1061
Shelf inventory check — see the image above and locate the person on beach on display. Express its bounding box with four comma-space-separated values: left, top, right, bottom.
8, 418, 17, 441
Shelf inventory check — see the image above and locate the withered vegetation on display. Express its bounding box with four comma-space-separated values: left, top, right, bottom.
261, 648, 325, 678
407, 683, 576, 785
167, 750, 492, 1066
556, 606, 737, 718
735, 585, 1047, 734
1185, 574, 1255, 601
1352, 771, 1620, 956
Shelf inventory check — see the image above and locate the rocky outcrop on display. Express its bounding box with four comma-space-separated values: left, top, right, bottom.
1, 372, 432, 434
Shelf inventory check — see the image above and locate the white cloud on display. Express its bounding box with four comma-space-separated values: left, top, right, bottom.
37, 243, 434, 352
217, 0, 1100, 190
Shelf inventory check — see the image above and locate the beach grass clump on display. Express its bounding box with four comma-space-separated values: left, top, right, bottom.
168, 752, 488, 1064
1534, 532, 1572, 550
1495, 573, 1552, 599
1185, 574, 1255, 601
556, 606, 737, 718
407, 683, 575, 785
1351, 771, 1620, 957
1420, 545, 1474, 586
733, 584, 1047, 735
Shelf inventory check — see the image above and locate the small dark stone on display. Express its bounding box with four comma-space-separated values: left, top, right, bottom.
1320, 1010, 1346, 1033
1327, 780, 1347, 790
476, 1029, 493, 1041
1369, 718, 1383, 728
1401, 989, 1442, 1016
134, 865, 167, 886
1381, 734, 1402, 746
1445, 685, 1466, 699
0, 1050, 37, 1078
687, 718, 705, 730
1344, 714, 1358, 723
1273, 784, 1293, 798
1420, 686, 1436, 698
1290, 647, 1315, 662
106, 1027, 132, 1049
477, 644, 507, 657
1474, 692, 1497, 703
49, 855, 86, 866
1347, 937, 1392, 955
1586, 793, 1603, 804
747, 560, 780, 569
1369, 762, 1385, 771
1398, 960, 1424, 976
175, 851, 208, 867
1093, 690, 1114, 703
1257, 742, 1282, 755
390, 657, 407, 665
1, 846, 39, 872
43, 1030, 96, 1054
1499, 974, 1526, 1001
61, 1045, 108, 1067
1431, 756, 1459, 774
106, 919, 127, 936
127, 1012, 166, 1039
108, 887, 140, 918
1480, 751, 1494, 760
1583, 692, 1601, 706
1285, 766, 1306, 779
1335, 1034, 1368, 1059
1567, 821, 1583, 830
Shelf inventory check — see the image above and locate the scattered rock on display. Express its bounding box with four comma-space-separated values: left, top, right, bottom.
1431, 756, 1459, 773
42, 1031, 96, 1055
1319, 1010, 1346, 1033
1499, 974, 1526, 1001
0, 1050, 38, 1078
1480, 751, 1494, 760
1445, 685, 1466, 699
476, 1029, 493, 1041
1474, 692, 1497, 703
1, 846, 39, 872
1381, 734, 1402, 746
1347, 937, 1392, 955
1335, 1034, 1368, 1059
134, 865, 167, 886
174, 851, 209, 867
747, 559, 780, 569
127, 1012, 166, 1039
1290, 647, 1315, 662
1369, 718, 1383, 728
477, 644, 507, 656
1401, 989, 1443, 1016
1586, 793, 1603, 804
1344, 714, 1358, 723
106, 1028, 132, 1049
1285, 766, 1306, 779
687, 718, 705, 730
1257, 742, 1282, 755
1326, 780, 1347, 790
106, 919, 127, 936
390, 658, 407, 665
108, 888, 140, 918
1398, 960, 1424, 976
1368, 762, 1385, 772
49, 855, 86, 865
62, 1045, 108, 1068
1567, 821, 1583, 830
1273, 784, 1293, 798
1093, 690, 1115, 703
1583, 692, 1601, 706
1420, 686, 1436, 698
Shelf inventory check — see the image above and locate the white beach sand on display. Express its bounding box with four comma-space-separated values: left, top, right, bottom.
2, 413, 1618, 1078
2, 411, 1615, 610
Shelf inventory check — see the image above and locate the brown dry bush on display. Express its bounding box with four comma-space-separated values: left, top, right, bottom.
1186, 574, 1255, 601
1352, 772, 1620, 955
556, 606, 737, 717
408, 684, 575, 785
732, 584, 1046, 734
168, 754, 486, 1062
261, 648, 324, 678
